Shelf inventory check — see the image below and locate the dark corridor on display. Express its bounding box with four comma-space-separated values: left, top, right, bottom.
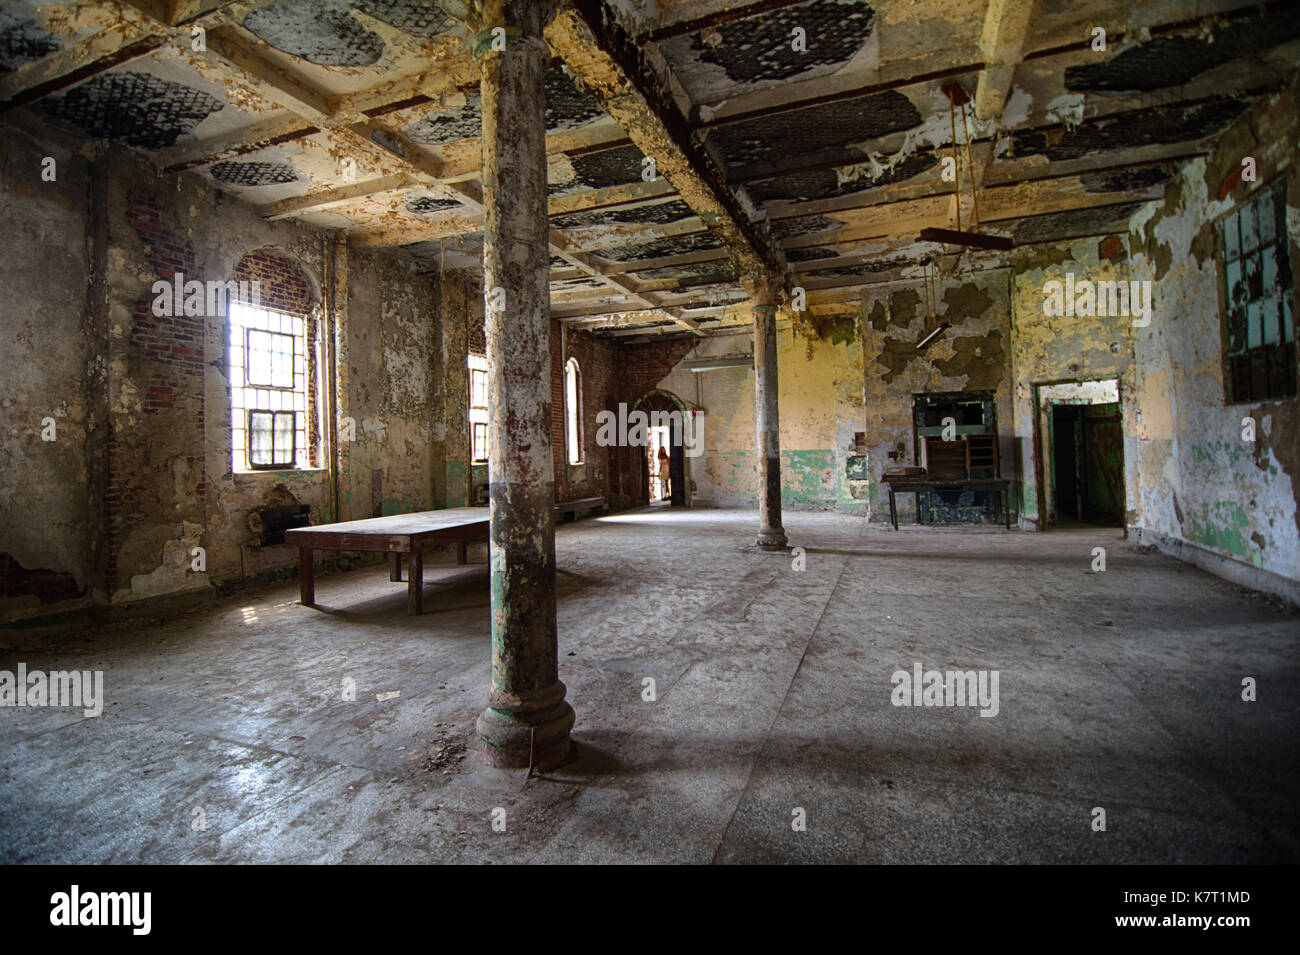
1051, 402, 1124, 526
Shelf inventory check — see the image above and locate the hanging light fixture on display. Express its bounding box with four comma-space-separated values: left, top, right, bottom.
918, 82, 1013, 252
916, 258, 950, 350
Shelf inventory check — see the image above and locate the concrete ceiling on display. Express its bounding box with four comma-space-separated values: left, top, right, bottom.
2, 0, 1298, 341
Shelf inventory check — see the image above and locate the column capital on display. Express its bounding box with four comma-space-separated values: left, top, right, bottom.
741, 270, 786, 307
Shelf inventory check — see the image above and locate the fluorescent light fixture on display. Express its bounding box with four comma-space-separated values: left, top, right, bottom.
684, 354, 753, 372
916, 323, 950, 350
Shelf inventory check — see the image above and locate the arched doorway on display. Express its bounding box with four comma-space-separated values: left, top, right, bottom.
633, 389, 691, 507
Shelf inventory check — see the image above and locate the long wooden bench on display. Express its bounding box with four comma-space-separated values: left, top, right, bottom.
553, 496, 605, 521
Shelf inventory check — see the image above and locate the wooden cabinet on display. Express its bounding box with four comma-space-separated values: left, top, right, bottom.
923, 434, 999, 480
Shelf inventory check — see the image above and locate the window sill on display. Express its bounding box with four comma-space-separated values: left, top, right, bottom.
233, 467, 328, 478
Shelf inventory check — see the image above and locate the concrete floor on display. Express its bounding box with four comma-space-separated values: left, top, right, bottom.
2, 508, 1297, 864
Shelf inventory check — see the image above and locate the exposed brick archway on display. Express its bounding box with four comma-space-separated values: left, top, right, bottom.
634, 388, 691, 507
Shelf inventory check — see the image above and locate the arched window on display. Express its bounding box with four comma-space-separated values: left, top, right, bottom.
227, 249, 320, 472
565, 358, 582, 465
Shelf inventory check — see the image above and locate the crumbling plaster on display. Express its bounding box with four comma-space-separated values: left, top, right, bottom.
1125, 80, 1300, 584
0, 118, 483, 623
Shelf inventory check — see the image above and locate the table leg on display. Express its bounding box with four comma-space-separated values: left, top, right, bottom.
407, 547, 423, 615
888, 487, 898, 530
457, 540, 467, 565
298, 548, 315, 606
389, 552, 402, 581
1004, 488, 1011, 530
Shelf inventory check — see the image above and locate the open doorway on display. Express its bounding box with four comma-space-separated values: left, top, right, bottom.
648, 424, 671, 504
1037, 380, 1125, 528
634, 390, 688, 507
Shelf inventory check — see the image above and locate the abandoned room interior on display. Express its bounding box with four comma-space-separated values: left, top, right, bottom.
0, 0, 1297, 867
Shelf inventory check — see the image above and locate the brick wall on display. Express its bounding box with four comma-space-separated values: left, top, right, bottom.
605, 337, 697, 508
546, 328, 696, 507
109, 196, 208, 592
610, 337, 697, 407
232, 248, 313, 315
551, 324, 620, 503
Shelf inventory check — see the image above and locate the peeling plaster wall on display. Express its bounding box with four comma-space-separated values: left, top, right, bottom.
110, 147, 332, 605
861, 272, 1014, 521
344, 249, 443, 520
440, 273, 479, 508
1125, 81, 1300, 588
1009, 238, 1138, 528
1, 119, 482, 623
0, 121, 95, 619
657, 314, 866, 513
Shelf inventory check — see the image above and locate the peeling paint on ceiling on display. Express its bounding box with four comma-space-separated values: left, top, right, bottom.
1011, 100, 1248, 161
772, 215, 845, 239
551, 199, 694, 229
709, 89, 921, 169
353, 0, 453, 39
550, 143, 646, 194
243, 0, 385, 68
0, 10, 61, 74
747, 151, 937, 202
1066, 9, 1300, 93
544, 67, 605, 131
210, 160, 301, 186
405, 94, 481, 144
1011, 201, 1148, 245
1080, 165, 1174, 194
686, 0, 875, 84
406, 195, 461, 215
600, 231, 724, 262
40, 71, 224, 149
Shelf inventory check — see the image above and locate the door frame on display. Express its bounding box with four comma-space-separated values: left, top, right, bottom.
633, 389, 693, 507
1033, 377, 1122, 530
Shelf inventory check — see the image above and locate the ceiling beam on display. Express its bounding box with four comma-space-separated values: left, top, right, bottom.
201, 26, 330, 122
257, 173, 415, 220
0, 30, 165, 112
696, 57, 984, 130
547, 0, 786, 283
0, 1, 267, 110
973, 0, 1039, 121
638, 0, 810, 43
779, 182, 1165, 250
158, 113, 318, 171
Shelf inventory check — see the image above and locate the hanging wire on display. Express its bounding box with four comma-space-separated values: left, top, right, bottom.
948, 95, 961, 233
961, 100, 981, 231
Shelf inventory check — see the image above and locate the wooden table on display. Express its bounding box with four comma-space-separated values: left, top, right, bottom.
285, 508, 489, 615
285, 499, 608, 614
884, 478, 1011, 531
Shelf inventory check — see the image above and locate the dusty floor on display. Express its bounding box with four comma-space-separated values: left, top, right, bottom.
1, 508, 1297, 864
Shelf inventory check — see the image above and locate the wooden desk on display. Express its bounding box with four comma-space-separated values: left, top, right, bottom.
884, 478, 1011, 531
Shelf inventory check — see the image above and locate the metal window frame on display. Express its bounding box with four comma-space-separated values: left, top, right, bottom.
1218, 178, 1296, 405
471, 422, 488, 464
244, 326, 298, 390
247, 409, 298, 470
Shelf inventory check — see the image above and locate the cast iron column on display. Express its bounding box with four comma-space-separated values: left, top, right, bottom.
754, 290, 788, 550
474, 0, 574, 770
